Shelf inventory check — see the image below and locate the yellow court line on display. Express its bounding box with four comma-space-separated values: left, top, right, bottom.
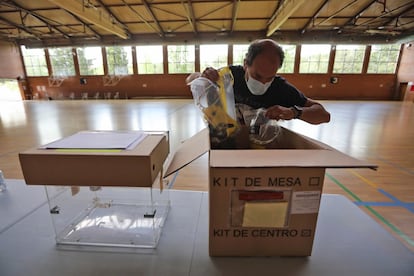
348, 169, 379, 189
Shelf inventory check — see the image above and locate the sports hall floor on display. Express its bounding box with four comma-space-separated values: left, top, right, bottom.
0, 98, 413, 252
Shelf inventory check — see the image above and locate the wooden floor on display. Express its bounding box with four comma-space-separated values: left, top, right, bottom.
0, 99, 413, 252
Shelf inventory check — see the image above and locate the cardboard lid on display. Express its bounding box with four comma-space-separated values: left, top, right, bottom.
20, 134, 166, 156
164, 127, 377, 177
164, 128, 210, 177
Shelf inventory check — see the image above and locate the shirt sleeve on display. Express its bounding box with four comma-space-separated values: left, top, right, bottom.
278, 78, 307, 107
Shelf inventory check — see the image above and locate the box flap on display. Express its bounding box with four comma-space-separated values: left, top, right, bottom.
209, 127, 377, 169
164, 128, 210, 177
209, 149, 377, 169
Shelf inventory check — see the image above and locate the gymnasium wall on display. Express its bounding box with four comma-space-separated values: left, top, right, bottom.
0, 41, 413, 101
397, 43, 414, 83
22, 71, 398, 101
396, 42, 414, 101
0, 41, 24, 79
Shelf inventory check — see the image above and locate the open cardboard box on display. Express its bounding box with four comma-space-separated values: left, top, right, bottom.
164, 127, 377, 257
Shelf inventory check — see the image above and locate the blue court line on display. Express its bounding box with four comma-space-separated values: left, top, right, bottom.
355, 189, 414, 214
326, 173, 414, 247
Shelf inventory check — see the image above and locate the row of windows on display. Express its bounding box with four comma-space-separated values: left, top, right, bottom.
21, 43, 401, 77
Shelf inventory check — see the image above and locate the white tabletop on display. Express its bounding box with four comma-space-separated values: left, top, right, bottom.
0, 179, 413, 276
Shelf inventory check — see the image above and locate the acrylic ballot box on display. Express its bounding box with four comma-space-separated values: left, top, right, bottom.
19, 131, 170, 250
44, 176, 170, 249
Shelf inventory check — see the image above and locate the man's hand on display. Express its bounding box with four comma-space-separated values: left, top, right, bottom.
266, 100, 331, 124
201, 67, 219, 82
265, 105, 295, 120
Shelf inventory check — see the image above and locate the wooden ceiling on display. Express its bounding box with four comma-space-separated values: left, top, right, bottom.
0, 0, 413, 48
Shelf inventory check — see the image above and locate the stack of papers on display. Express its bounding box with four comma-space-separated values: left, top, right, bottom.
41, 131, 147, 150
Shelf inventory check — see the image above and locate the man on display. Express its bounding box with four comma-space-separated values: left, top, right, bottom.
199, 39, 330, 125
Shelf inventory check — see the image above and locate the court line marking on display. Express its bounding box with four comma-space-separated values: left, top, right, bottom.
354, 189, 414, 214
326, 172, 414, 247
349, 169, 378, 188
349, 170, 414, 213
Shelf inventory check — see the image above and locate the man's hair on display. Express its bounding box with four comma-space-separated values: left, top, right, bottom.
244, 39, 285, 69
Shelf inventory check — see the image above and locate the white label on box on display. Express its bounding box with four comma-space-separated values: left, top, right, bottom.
291, 191, 321, 214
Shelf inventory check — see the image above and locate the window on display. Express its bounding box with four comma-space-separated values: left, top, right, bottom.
167, 45, 195, 73
136, 45, 163, 74
200, 44, 228, 70
278, 45, 296, 74
232, 44, 249, 65
299, 44, 330, 73
21, 46, 48, 76
48, 47, 76, 76
76, 47, 104, 75
333, 45, 365, 73
367, 44, 400, 74
106, 46, 133, 75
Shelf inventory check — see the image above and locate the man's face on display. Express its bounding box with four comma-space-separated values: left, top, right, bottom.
244, 50, 280, 84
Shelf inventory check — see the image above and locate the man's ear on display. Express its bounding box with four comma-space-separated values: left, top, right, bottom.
243, 62, 249, 80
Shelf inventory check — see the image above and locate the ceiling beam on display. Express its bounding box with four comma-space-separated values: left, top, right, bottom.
358, 1, 414, 28
120, 0, 162, 36
267, 0, 283, 26
67, 11, 101, 39
142, 0, 164, 35
48, 0, 129, 39
4, 0, 71, 39
194, 1, 233, 33
380, 4, 414, 29
16, 29, 407, 49
316, 0, 359, 27
347, 0, 377, 25
95, 0, 131, 37
300, 0, 329, 34
0, 14, 41, 39
266, 0, 306, 37
181, 0, 198, 34
230, 0, 240, 33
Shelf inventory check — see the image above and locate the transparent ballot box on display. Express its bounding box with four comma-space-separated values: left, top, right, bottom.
44, 177, 170, 250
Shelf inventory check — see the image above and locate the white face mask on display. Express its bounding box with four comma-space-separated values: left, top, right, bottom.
245, 75, 273, 96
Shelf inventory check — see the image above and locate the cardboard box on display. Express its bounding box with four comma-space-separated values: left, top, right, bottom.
165, 127, 376, 257
19, 131, 171, 249
19, 132, 169, 187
